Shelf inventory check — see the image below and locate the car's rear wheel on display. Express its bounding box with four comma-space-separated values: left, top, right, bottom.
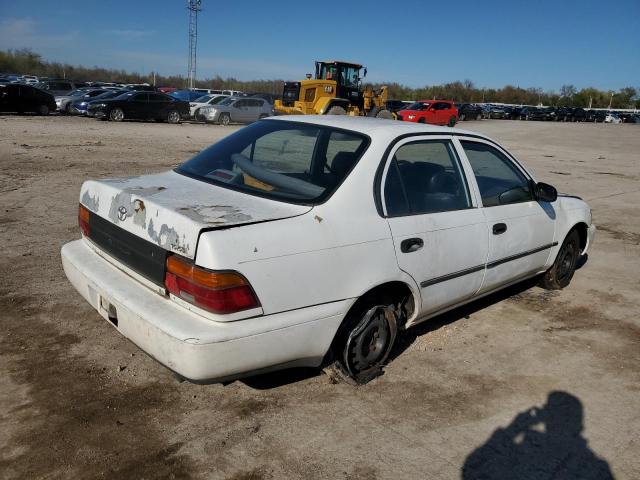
38, 104, 50, 116
326, 298, 399, 384
539, 230, 580, 290
167, 110, 181, 124
327, 105, 347, 115
110, 108, 124, 122
218, 113, 230, 126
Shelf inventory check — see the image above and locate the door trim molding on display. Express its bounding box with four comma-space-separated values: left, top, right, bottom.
420, 242, 558, 288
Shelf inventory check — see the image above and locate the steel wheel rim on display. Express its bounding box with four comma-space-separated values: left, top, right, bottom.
347, 307, 392, 373
556, 242, 576, 282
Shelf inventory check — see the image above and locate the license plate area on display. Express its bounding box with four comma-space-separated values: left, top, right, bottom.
100, 296, 118, 327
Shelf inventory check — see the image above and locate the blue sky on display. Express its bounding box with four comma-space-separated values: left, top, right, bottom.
0, 0, 638, 91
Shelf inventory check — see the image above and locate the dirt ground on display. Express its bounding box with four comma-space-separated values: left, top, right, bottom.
0, 115, 638, 480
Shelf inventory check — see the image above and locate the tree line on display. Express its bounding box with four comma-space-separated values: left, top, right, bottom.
1, 49, 637, 109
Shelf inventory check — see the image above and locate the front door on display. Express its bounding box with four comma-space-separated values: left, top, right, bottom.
456, 138, 556, 293
382, 137, 489, 317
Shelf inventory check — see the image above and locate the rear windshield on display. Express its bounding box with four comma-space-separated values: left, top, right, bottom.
176, 120, 370, 204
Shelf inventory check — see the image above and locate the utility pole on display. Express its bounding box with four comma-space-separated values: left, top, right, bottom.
608, 92, 614, 110
187, 0, 202, 90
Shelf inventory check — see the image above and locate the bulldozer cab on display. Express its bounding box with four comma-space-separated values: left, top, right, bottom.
315, 61, 364, 106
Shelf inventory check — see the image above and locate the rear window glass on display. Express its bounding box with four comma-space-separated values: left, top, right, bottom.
177, 120, 369, 204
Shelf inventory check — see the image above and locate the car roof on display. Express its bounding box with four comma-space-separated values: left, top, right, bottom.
267, 115, 488, 141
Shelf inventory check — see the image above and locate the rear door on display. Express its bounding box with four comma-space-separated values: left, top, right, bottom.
456, 138, 556, 293
127, 93, 148, 118
382, 136, 488, 316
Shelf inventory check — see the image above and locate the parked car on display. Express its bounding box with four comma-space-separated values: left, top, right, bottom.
20, 75, 39, 85
520, 107, 547, 121
456, 103, 483, 121
70, 89, 128, 115
604, 113, 622, 124
87, 91, 189, 123
487, 106, 507, 119
56, 88, 108, 113
196, 96, 273, 125
35, 79, 79, 96
386, 100, 410, 114
0, 83, 56, 115
61, 116, 595, 383
170, 89, 211, 102
189, 94, 229, 118
396, 100, 458, 126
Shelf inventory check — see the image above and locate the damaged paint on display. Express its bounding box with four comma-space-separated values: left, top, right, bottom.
177, 205, 252, 225
78, 170, 312, 258
147, 218, 189, 254
81, 190, 100, 212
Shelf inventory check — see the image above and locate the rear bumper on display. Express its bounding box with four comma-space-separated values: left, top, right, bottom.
61, 239, 349, 381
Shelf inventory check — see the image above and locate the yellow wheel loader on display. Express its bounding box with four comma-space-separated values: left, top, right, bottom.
273, 60, 392, 118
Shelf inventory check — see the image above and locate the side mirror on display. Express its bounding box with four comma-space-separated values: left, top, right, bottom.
534, 182, 557, 202
363, 68, 367, 77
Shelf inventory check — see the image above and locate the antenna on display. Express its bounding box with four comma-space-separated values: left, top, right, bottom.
187, 0, 202, 90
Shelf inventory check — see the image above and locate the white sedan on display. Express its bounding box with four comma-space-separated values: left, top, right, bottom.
189, 94, 228, 118
61, 116, 595, 383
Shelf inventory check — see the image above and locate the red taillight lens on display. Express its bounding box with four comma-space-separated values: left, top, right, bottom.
78, 204, 90, 236
164, 255, 260, 315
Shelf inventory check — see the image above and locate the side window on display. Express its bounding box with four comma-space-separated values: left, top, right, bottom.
383, 140, 471, 216
132, 93, 148, 102
460, 141, 533, 207
234, 100, 246, 108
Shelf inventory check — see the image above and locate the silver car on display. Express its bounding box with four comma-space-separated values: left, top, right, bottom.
197, 96, 273, 125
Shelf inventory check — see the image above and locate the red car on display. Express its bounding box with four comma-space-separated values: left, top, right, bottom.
397, 100, 458, 126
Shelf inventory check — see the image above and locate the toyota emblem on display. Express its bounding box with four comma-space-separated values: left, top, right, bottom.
117, 206, 127, 221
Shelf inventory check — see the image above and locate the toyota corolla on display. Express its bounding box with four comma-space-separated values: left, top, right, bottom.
61, 116, 595, 383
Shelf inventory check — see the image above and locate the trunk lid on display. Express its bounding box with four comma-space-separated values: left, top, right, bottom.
80, 170, 311, 259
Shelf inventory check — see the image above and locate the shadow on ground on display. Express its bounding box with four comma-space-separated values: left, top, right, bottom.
462, 391, 614, 479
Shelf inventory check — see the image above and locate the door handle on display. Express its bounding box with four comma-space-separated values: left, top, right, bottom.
493, 223, 507, 235
401, 237, 424, 253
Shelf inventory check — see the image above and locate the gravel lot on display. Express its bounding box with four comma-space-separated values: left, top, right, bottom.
1, 115, 638, 480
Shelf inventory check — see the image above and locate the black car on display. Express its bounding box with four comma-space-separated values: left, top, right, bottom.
87, 91, 190, 123
386, 100, 410, 114
456, 103, 483, 121
487, 106, 507, 119
0, 83, 56, 115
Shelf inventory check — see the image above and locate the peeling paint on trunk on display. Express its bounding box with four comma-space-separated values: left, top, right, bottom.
78, 170, 311, 258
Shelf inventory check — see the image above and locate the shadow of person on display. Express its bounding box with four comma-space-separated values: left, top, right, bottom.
462, 391, 614, 480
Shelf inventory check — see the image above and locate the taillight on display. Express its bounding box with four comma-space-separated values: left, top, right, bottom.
164, 255, 260, 315
78, 204, 90, 236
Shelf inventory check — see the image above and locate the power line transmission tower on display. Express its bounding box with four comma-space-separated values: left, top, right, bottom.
187, 0, 202, 90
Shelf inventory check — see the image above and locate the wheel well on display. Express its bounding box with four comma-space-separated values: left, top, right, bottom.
346, 282, 415, 327
324, 100, 349, 113
326, 281, 415, 363
571, 222, 589, 252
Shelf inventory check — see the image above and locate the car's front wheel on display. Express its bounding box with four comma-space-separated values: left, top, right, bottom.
167, 110, 181, 124
38, 104, 50, 116
218, 113, 230, 126
109, 108, 124, 122
540, 230, 580, 290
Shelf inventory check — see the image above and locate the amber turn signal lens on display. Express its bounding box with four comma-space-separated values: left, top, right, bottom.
166, 256, 248, 289
78, 204, 90, 236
